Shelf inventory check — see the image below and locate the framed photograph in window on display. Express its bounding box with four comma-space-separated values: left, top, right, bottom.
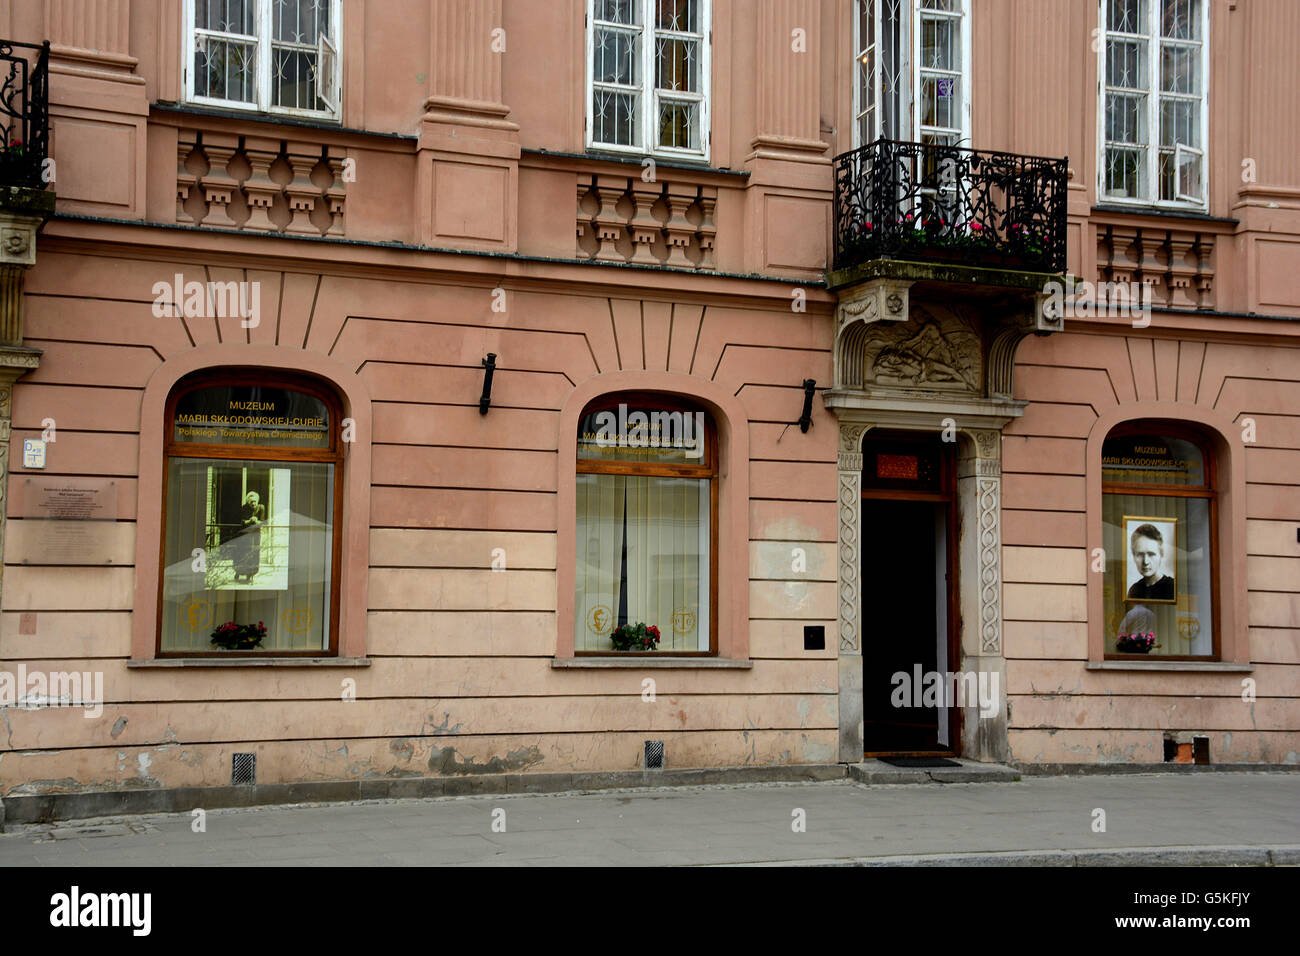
1123, 515, 1177, 604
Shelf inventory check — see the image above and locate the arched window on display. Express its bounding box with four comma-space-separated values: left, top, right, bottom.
1101, 423, 1216, 658
574, 393, 717, 654
159, 372, 343, 656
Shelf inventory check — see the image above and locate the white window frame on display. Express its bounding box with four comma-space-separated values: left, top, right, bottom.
1097, 0, 1209, 210
183, 0, 343, 122
585, 0, 712, 162
852, 0, 971, 149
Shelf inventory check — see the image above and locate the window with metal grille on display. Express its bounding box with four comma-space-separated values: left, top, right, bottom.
853, 0, 970, 148
185, 0, 341, 120
1099, 0, 1207, 207
587, 0, 710, 160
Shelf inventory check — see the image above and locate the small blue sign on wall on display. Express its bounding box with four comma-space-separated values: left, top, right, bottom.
22, 439, 46, 469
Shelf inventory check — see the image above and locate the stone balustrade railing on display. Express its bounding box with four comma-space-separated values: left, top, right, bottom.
576, 175, 717, 270
177, 130, 347, 237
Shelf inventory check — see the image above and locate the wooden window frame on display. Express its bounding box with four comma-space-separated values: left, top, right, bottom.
574, 390, 719, 656
157, 369, 345, 658
852, 0, 972, 149
1101, 420, 1219, 661
1096, 0, 1209, 210
586, 0, 712, 162
183, 0, 343, 121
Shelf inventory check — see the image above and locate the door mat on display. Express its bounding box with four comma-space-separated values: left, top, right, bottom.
877, 756, 963, 768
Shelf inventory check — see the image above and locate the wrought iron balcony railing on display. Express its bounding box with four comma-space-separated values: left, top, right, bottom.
832, 139, 1067, 275
0, 40, 49, 189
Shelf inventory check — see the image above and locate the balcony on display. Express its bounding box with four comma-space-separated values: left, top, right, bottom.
0, 40, 49, 191
831, 139, 1067, 286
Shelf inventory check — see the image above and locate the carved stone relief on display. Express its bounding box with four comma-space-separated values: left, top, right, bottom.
838, 468, 862, 652
977, 476, 1003, 653
863, 308, 980, 392
838, 303, 982, 393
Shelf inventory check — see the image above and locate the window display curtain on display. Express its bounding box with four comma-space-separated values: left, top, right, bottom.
1103, 491, 1213, 656
576, 474, 705, 651
575, 473, 627, 651
625, 476, 702, 652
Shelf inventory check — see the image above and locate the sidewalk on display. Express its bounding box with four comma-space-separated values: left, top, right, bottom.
2, 772, 1297, 866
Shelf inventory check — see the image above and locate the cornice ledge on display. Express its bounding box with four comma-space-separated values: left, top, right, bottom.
421, 95, 519, 131
822, 389, 1025, 431
48, 43, 142, 80
746, 134, 832, 165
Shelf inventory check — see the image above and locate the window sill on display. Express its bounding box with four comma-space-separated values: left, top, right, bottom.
1087, 660, 1253, 673
523, 147, 747, 179
128, 657, 372, 669
152, 102, 411, 140
1091, 203, 1237, 226
552, 657, 752, 670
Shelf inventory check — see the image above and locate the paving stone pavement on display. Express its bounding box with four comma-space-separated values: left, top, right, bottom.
2, 772, 1298, 867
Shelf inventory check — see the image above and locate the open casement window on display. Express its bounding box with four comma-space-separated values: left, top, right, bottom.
587, 0, 711, 161
1101, 425, 1217, 659
575, 395, 717, 654
185, 0, 343, 120
1099, 0, 1208, 207
853, 0, 971, 149
159, 373, 344, 656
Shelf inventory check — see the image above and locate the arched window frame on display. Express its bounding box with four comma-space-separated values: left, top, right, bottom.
574, 390, 720, 655
1101, 420, 1219, 661
553, 372, 751, 664
157, 369, 346, 658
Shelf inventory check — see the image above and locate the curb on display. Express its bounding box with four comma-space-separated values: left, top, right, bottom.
1, 763, 847, 826
3, 761, 1293, 829
736, 844, 1300, 867
1011, 762, 1300, 776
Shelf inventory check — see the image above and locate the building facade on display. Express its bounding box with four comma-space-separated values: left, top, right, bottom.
0, 0, 1296, 804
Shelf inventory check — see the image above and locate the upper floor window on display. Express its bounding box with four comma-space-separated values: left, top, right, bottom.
586, 0, 710, 160
853, 0, 970, 148
1101, 425, 1216, 659
575, 395, 717, 654
1099, 0, 1207, 207
185, 0, 341, 120
160, 373, 343, 656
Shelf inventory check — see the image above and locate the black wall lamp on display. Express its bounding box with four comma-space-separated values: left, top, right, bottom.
479, 353, 497, 415
798, 379, 817, 433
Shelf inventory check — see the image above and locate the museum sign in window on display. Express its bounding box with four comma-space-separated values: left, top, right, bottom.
575, 395, 716, 654
1102, 425, 1216, 658
160, 374, 342, 655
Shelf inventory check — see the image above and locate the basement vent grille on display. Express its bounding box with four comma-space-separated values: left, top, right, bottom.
644, 740, 664, 770
232, 753, 256, 785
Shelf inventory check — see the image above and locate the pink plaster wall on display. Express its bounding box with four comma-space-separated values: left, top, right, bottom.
0, 1, 1297, 795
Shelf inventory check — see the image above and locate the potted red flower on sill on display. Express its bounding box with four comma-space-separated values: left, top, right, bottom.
610, 622, 660, 652
210, 620, 268, 651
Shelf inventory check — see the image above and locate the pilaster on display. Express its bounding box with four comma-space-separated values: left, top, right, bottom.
742, 0, 831, 276
0, 201, 48, 608
956, 430, 1009, 762
415, 0, 519, 251
836, 421, 868, 761
44, 0, 148, 219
